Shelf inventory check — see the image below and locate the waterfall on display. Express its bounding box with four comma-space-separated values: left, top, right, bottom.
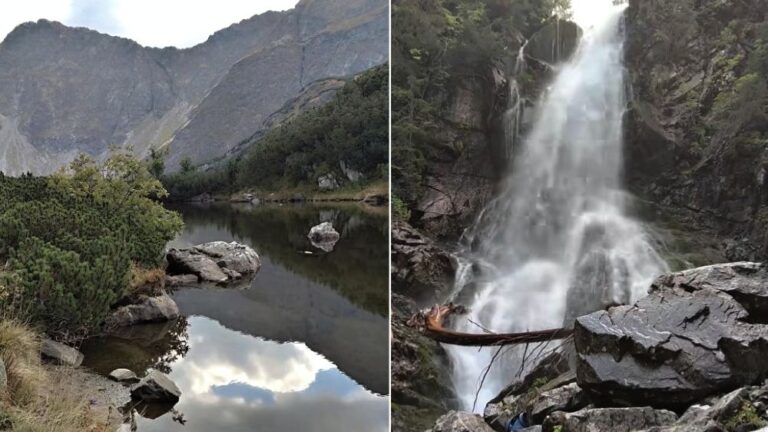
446, 6, 668, 412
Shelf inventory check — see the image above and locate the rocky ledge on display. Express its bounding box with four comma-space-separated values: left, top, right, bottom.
166, 241, 261, 285
428, 262, 768, 432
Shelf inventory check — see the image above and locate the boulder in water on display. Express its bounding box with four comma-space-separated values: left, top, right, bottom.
193, 241, 261, 275
308, 222, 340, 252
131, 370, 181, 403
575, 262, 768, 407
167, 241, 260, 283
106, 293, 180, 327
41, 339, 83, 367
165, 274, 199, 286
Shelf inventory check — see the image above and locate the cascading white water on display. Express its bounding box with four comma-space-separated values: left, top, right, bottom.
446, 5, 669, 412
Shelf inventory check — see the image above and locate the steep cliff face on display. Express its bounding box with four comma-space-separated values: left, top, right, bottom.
0, 0, 387, 175
625, 0, 768, 259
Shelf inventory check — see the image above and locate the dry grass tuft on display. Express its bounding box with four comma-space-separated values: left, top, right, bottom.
0, 320, 112, 432
127, 264, 166, 297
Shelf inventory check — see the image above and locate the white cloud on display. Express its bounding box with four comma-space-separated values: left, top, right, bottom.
0, 0, 300, 48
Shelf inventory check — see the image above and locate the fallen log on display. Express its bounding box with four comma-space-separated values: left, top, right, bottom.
408, 303, 572, 347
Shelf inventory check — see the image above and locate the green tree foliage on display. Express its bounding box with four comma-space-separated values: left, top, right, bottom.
392, 0, 570, 209
163, 65, 389, 198
0, 153, 183, 340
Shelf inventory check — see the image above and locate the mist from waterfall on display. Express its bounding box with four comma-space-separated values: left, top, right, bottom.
445, 5, 668, 412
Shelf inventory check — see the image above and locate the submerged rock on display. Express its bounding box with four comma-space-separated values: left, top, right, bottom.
430, 411, 495, 432
131, 370, 181, 403
167, 241, 260, 283
575, 262, 768, 407
165, 274, 199, 287
41, 339, 84, 367
106, 293, 179, 328
543, 406, 677, 432
109, 368, 139, 384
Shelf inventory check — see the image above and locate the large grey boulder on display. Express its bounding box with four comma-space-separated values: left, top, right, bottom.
131, 370, 181, 403
105, 293, 180, 327
543, 407, 677, 432
41, 339, 84, 367
193, 241, 261, 275
575, 262, 768, 407
430, 411, 495, 432
166, 249, 228, 283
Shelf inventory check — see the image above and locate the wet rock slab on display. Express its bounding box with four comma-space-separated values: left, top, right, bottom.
41, 338, 84, 367
575, 262, 768, 407
542, 406, 677, 432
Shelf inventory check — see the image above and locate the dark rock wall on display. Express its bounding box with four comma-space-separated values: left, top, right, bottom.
624, 0, 768, 259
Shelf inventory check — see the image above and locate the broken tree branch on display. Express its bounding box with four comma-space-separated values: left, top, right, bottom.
408, 304, 573, 347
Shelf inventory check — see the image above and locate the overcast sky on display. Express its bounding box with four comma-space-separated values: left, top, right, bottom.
0, 0, 300, 48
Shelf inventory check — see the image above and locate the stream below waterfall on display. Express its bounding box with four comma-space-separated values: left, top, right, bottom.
445, 4, 670, 412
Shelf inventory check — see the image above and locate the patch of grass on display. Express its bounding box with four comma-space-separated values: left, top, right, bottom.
723, 401, 767, 431
0, 320, 111, 432
127, 265, 166, 298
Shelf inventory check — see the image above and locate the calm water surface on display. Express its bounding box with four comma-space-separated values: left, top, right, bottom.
81, 202, 389, 432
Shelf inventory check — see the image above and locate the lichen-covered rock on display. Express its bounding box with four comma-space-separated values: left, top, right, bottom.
542, 407, 677, 432
41, 339, 84, 367
130, 370, 181, 403
391, 222, 455, 303
430, 411, 495, 432
575, 262, 768, 407
105, 293, 180, 327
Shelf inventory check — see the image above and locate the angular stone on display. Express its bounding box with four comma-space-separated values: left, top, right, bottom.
391, 222, 455, 303
130, 370, 181, 403
108, 368, 139, 383
308, 222, 340, 243
105, 293, 179, 327
41, 339, 84, 367
431, 411, 495, 432
574, 263, 768, 407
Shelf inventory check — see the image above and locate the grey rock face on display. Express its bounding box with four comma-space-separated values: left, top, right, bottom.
105, 293, 180, 327
391, 222, 455, 303
130, 370, 181, 403
543, 407, 677, 432
318, 173, 340, 190
575, 262, 768, 407
525, 19, 582, 66
109, 368, 139, 384
430, 411, 495, 432
0, 0, 387, 175
41, 339, 84, 367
